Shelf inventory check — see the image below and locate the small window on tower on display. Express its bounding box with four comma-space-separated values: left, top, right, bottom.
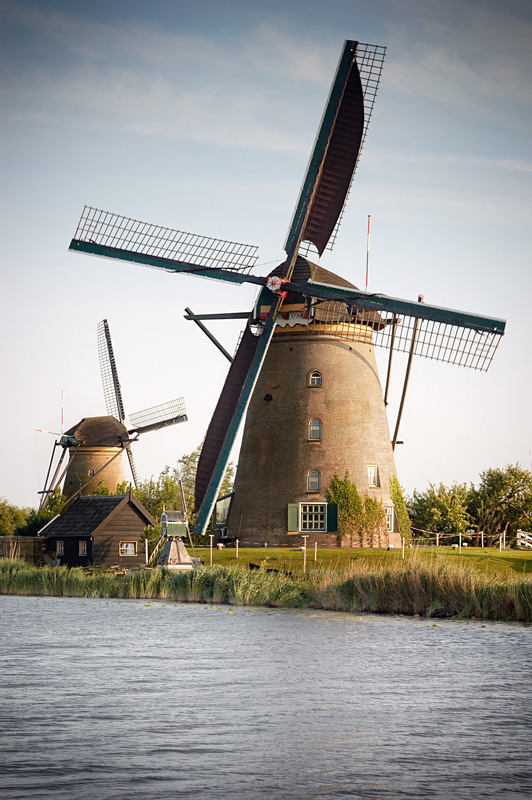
385, 506, 394, 532
308, 418, 322, 441
307, 470, 320, 492
88, 469, 95, 477
367, 465, 379, 487
309, 371, 322, 387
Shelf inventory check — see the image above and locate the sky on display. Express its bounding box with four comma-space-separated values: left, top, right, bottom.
1, 0, 531, 509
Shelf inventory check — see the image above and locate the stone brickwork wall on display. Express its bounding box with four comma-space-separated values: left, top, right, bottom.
228, 327, 402, 548
63, 446, 126, 498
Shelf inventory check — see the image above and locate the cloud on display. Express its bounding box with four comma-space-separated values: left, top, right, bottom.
1, 3, 330, 155
385, 0, 532, 110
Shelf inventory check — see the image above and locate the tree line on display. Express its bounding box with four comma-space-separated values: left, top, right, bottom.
407, 464, 532, 545
0, 446, 234, 538
1, 457, 531, 547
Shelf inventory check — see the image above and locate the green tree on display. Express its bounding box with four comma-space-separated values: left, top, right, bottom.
2, 488, 66, 537
467, 464, 532, 545
390, 476, 412, 540
132, 466, 181, 521
91, 481, 110, 496
132, 446, 235, 527
0, 498, 27, 536
407, 482, 470, 542
327, 472, 387, 547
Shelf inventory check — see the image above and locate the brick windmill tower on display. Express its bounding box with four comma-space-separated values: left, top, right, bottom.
68, 40, 506, 545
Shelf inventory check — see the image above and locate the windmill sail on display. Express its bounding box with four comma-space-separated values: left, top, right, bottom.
284, 41, 385, 258
194, 324, 261, 514
129, 398, 187, 434
71, 207, 259, 275
97, 319, 126, 421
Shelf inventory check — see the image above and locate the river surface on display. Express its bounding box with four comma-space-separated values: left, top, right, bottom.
0, 596, 531, 799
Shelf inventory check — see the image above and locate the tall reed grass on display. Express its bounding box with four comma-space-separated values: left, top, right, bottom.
1, 556, 531, 621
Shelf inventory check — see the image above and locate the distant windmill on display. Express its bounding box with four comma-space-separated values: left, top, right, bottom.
38, 319, 187, 508
67, 40, 506, 546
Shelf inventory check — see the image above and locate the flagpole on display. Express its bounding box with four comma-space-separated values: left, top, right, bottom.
365, 214, 371, 291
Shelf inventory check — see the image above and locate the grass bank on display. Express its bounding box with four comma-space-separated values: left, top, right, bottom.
194, 545, 532, 576
2, 555, 532, 621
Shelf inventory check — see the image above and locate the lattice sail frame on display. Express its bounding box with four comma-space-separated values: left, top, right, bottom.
74, 206, 259, 273
97, 319, 125, 421
294, 302, 501, 371
129, 398, 187, 432
299, 42, 386, 258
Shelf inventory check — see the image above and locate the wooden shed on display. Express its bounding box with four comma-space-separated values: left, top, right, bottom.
40, 492, 156, 568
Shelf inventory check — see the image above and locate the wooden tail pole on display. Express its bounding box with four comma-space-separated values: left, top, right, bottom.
383, 315, 398, 407
392, 295, 424, 450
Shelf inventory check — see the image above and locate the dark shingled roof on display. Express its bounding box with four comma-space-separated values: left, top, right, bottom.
40, 494, 155, 538
272, 256, 358, 290
63, 416, 129, 446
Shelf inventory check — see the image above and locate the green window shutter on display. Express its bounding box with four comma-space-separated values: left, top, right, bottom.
326, 503, 338, 532
287, 504, 299, 532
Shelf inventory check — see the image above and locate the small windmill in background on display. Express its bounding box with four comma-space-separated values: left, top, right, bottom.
38, 319, 188, 508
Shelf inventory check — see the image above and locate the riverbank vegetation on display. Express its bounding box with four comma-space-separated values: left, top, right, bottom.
2, 550, 532, 621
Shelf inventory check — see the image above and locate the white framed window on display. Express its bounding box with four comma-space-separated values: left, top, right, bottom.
309, 371, 322, 387
309, 418, 322, 441
88, 469, 96, 477
367, 465, 379, 487
79, 540, 87, 556
300, 503, 326, 531
385, 505, 394, 533
307, 469, 320, 492
120, 541, 137, 556
56, 540, 64, 556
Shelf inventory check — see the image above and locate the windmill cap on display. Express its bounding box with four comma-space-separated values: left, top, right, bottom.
63, 415, 129, 446
270, 256, 385, 329
271, 256, 359, 291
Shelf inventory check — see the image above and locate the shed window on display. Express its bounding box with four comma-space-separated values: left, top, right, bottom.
120, 541, 137, 556
307, 470, 320, 492
56, 540, 64, 556
309, 371, 322, 387
309, 418, 322, 441
79, 540, 87, 556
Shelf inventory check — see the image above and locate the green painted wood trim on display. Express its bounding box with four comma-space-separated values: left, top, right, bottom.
287, 504, 299, 532
294, 281, 506, 335
69, 240, 505, 334
326, 503, 338, 532
69, 239, 263, 287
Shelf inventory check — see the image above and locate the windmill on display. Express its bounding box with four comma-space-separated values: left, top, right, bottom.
67, 40, 506, 546
38, 319, 188, 508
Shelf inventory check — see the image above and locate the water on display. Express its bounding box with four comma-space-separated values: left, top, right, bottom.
1, 596, 531, 800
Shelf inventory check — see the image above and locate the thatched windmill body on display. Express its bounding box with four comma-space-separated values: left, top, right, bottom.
68, 40, 506, 545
